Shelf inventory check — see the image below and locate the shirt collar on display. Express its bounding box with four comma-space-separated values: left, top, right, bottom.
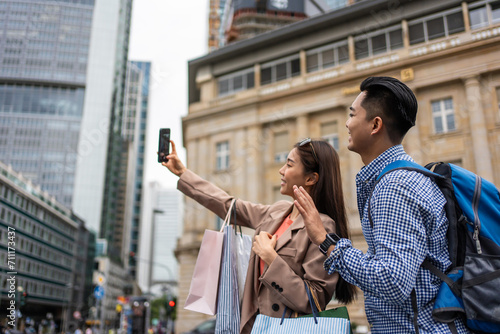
356, 145, 410, 185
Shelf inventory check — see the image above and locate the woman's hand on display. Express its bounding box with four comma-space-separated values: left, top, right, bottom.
161, 140, 187, 177
294, 185, 327, 245
253, 232, 278, 265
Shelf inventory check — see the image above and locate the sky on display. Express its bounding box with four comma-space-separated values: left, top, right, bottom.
128, 1, 209, 189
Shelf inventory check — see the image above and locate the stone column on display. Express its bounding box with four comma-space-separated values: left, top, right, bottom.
296, 114, 309, 140
464, 76, 494, 182
246, 124, 262, 203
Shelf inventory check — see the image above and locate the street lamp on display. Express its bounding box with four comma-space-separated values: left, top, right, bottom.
148, 209, 164, 294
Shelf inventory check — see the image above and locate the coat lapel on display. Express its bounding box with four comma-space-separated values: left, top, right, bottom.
275, 215, 305, 252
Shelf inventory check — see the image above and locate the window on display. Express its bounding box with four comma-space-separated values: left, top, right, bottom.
274, 132, 289, 163
321, 121, 339, 150
432, 98, 456, 134
469, 0, 500, 29
306, 40, 349, 73
217, 67, 255, 96
260, 55, 300, 86
409, 8, 465, 45
216, 141, 230, 171
354, 26, 404, 60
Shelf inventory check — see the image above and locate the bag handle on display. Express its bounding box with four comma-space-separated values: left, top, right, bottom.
219, 199, 236, 232
280, 281, 319, 325
305, 280, 323, 312
231, 200, 244, 236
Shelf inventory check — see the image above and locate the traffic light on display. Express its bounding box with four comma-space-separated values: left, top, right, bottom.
165, 298, 177, 320
20, 292, 28, 307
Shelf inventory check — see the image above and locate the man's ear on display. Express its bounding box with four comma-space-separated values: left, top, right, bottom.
371, 116, 383, 135
305, 172, 319, 186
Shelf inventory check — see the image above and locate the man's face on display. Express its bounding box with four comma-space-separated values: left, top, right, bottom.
346, 91, 373, 155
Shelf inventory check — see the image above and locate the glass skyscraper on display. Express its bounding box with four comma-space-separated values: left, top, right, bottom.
72, 0, 133, 239
0, 0, 94, 208
122, 61, 151, 279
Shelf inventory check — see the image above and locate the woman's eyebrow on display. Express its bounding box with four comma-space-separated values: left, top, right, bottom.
287, 158, 295, 164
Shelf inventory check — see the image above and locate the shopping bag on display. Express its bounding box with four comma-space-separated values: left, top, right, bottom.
233, 219, 252, 306
215, 225, 241, 333
250, 281, 351, 334
183, 229, 224, 315
215, 200, 252, 333
184, 199, 236, 315
301, 281, 353, 334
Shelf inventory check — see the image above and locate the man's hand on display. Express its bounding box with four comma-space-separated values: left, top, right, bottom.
294, 185, 327, 245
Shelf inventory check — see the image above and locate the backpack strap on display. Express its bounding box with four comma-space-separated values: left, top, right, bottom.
411, 289, 420, 334
421, 259, 461, 297
368, 160, 444, 228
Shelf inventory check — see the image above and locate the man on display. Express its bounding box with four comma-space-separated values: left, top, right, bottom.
294, 77, 470, 333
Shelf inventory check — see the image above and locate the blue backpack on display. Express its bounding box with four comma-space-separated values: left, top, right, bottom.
373, 161, 500, 334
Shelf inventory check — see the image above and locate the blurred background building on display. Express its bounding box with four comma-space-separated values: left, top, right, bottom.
137, 184, 181, 296
122, 61, 151, 282
0, 160, 94, 332
209, 0, 361, 51
0, 0, 94, 208
178, 0, 500, 332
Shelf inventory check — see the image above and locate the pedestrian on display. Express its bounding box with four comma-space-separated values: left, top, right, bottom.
162, 139, 356, 333
294, 76, 470, 333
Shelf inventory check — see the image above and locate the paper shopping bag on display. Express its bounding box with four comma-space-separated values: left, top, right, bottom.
183, 228, 224, 315
184, 199, 237, 316
215, 225, 241, 333
250, 281, 351, 334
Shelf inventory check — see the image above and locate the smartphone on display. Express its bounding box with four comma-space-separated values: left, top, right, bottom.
158, 128, 170, 163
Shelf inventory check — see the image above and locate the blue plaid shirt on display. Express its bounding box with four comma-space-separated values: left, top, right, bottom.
325, 145, 470, 333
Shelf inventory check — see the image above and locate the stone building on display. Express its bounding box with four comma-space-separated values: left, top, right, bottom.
176, 0, 500, 331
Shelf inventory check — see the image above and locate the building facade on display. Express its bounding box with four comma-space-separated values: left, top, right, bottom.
122, 61, 151, 280
0, 0, 94, 208
72, 0, 133, 249
0, 160, 93, 332
179, 0, 500, 331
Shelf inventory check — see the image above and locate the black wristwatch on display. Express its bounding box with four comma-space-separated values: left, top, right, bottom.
319, 233, 340, 256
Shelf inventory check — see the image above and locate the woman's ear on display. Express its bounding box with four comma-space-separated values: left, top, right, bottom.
305, 172, 319, 186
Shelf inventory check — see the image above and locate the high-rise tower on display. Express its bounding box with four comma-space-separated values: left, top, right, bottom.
72, 0, 133, 244
122, 60, 151, 279
0, 0, 95, 208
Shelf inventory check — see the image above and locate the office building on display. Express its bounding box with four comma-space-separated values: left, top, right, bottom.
138, 183, 181, 296
0, 0, 94, 208
72, 0, 133, 247
178, 0, 500, 331
0, 160, 94, 332
212, 0, 360, 50
208, 0, 228, 51
122, 61, 151, 280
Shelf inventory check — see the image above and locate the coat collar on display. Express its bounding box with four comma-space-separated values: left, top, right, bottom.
269, 203, 306, 251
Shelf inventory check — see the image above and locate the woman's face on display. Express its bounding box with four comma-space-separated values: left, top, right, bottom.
279, 148, 309, 198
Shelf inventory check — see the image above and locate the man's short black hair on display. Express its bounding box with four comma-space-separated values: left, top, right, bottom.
360, 76, 418, 142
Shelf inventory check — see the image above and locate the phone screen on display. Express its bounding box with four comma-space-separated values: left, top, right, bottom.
158, 128, 170, 163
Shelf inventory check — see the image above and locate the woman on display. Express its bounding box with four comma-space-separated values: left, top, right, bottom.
163, 139, 356, 333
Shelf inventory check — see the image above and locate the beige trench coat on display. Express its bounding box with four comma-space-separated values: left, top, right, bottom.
178, 169, 339, 333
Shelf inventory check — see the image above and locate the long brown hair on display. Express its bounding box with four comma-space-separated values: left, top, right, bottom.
294, 139, 356, 304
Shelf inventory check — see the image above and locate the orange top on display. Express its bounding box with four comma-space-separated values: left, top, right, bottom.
260, 215, 294, 275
